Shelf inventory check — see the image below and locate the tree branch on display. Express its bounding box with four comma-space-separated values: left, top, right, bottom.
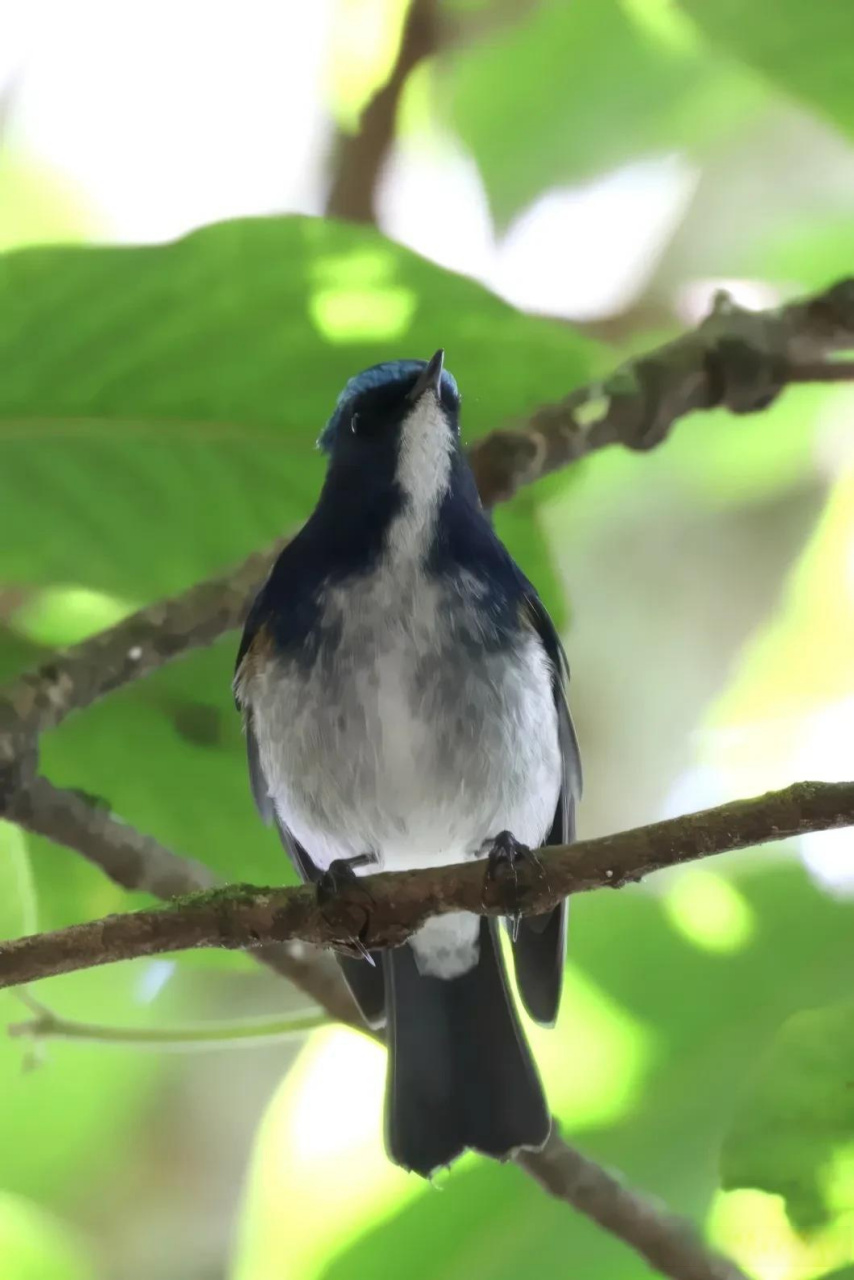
1, 779, 849, 991
467, 278, 854, 503
0, 541, 285, 770
7, 776, 219, 897
325, 0, 441, 224
5, 775, 364, 1026
518, 1126, 749, 1280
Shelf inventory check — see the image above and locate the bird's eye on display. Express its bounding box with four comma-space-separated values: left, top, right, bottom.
350, 412, 360, 435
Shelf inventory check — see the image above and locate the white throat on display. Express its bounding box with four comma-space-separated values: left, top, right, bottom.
388, 392, 453, 561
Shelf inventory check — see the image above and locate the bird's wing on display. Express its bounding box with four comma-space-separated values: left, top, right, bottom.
234, 566, 386, 1027
510, 583, 582, 1027
234, 585, 277, 826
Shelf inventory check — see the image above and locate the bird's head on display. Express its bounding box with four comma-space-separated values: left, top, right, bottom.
318, 351, 468, 521
320, 350, 460, 455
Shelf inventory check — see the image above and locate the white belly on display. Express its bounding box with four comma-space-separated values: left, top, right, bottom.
248, 568, 562, 879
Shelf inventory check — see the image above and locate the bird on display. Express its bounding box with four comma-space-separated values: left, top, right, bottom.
234, 350, 581, 1177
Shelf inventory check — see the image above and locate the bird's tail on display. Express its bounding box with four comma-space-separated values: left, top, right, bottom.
383, 917, 551, 1176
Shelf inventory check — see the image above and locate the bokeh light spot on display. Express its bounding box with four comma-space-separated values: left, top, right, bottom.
234, 1027, 422, 1280
11, 585, 137, 647
0, 1192, 92, 1280
309, 285, 416, 342
527, 963, 654, 1127
663, 868, 755, 954
709, 1187, 854, 1280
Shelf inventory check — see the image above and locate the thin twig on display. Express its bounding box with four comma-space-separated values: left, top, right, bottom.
8, 993, 328, 1052
0, 780, 849, 991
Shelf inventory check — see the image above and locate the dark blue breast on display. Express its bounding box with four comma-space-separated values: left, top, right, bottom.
248, 449, 526, 668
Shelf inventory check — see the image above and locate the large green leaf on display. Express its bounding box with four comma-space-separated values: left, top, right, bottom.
677, 0, 854, 143
722, 1001, 854, 1230
444, 0, 763, 224
0, 215, 600, 600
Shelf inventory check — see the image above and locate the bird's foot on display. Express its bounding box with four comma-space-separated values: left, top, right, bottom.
317, 852, 378, 963
481, 831, 544, 941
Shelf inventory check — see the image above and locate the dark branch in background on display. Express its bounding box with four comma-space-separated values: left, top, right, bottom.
0, 540, 285, 770
6, 775, 361, 1027
468, 278, 854, 503
0, 277, 851, 773
8, 777, 219, 897
1, 780, 850, 990
325, 0, 441, 224
518, 1129, 748, 1280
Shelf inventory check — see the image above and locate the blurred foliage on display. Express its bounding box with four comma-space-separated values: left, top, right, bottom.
1, 1, 854, 1279
759, 215, 854, 299
722, 1001, 854, 1231
678, 0, 854, 142
445, 0, 764, 224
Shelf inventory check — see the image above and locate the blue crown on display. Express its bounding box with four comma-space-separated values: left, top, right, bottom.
318, 359, 459, 452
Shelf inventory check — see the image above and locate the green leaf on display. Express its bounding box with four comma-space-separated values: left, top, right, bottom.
0, 215, 600, 601
677, 0, 854, 142
444, 0, 763, 224
36, 639, 287, 895
0, 964, 165, 1206
0, 822, 38, 940
722, 1001, 854, 1230
759, 217, 854, 293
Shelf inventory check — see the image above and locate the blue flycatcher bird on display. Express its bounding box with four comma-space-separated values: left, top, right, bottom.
234, 351, 581, 1176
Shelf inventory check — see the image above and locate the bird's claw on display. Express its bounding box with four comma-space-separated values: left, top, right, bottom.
482, 830, 544, 941
317, 853, 378, 962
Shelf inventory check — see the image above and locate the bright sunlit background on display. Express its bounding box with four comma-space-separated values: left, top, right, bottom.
2, 1, 854, 1278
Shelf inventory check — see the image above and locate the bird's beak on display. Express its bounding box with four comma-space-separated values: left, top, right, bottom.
407, 349, 445, 402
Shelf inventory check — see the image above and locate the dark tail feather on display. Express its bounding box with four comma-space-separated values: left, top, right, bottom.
384, 918, 551, 1176
511, 902, 567, 1027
